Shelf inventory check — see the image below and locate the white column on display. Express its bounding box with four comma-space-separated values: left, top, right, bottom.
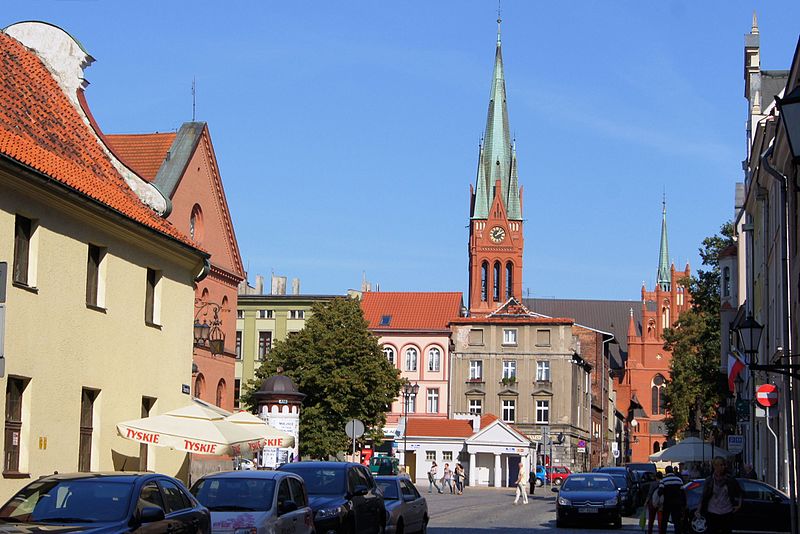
468, 452, 476, 487
493, 453, 502, 488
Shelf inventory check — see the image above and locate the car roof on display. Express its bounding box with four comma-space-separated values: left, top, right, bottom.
375, 475, 402, 481
280, 461, 362, 469
32, 472, 160, 483
199, 470, 297, 481
569, 472, 613, 478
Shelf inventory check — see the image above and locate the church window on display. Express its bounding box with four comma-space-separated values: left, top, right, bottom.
651, 374, 666, 415
189, 204, 204, 243
662, 306, 670, 329
653, 441, 661, 454
481, 262, 488, 302
493, 261, 501, 301
505, 262, 513, 299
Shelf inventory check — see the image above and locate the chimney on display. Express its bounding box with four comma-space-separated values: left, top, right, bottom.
453, 412, 480, 431
255, 275, 264, 295
271, 275, 287, 295
292, 278, 300, 295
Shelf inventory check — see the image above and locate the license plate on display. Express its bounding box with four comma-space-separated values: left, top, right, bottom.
578, 507, 599, 514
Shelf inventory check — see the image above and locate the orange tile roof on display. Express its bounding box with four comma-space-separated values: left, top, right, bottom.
480, 413, 498, 429
0, 33, 199, 251
406, 418, 474, 438
361, 292, 463, 331
105, 133, 176, 182
450, 316, 574, 325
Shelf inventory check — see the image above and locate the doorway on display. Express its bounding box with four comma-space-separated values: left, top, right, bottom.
507, 455, 521, 487
406, 450, 417, 481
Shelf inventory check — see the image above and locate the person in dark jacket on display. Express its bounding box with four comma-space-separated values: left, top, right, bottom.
698, 457, 742, 534
659, 466, 686, 534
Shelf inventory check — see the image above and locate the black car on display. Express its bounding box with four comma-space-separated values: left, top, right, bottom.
0, 472, 210, 533
279, 461, 386, 534
374, 476, 428, 534
593, 467, 638, 515
683, 478, 791, 533
553, 473, 622, 529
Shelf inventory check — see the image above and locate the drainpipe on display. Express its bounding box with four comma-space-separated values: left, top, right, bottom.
761, 144, 797, 534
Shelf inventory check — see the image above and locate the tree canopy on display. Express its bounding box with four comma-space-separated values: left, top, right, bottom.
662, 221, 734, 438
242, 297, 403, 459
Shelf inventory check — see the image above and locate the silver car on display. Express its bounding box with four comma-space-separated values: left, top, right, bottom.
375, 476, 428, 534
191, 470, 315, 534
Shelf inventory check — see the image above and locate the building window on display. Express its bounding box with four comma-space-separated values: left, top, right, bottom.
536, 399, 550, 423
234, 379, 241, 409
85, 244, 106, 308
426, 389, 439, 413
404, 394, 416, 414
469, 360, 483, 380
469, 399, 482, 415
258, 331, 272, 360
493, 261, 501, 301
502, 399, 516, 423
144, 268, 161, 325
480, 262, 488, 302
405, 348, 418, 371
468, 329, 484, 346
427, 347, 441, 372
216, 379, 226, 408
79, 388, 98, 472
235, 331, 242, 359
536, 361, 550, 382
380, 315, 392, 326
139, 397, 155, 471
189, 204, 204, 242
258, 309, 274, 319
651, 374, 666, 415
289, 310, 305, 319
502, 360, 517, 379
383, 346, 395, 365
506, 262, 513, 299
503, 328, 517, 345
443, 451, 453, 461
237, 309, 244, 319
194, 373, 205, 398
13, 215, 34, 286
722, 267, 731, 298
4, 377, 27, 474
536, 329, 551, 346
662, 306, 670, 329
426, 451, 435, 461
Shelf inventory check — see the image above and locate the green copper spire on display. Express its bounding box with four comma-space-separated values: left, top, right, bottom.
657, 198, 671, 291
471, 16, 521, 220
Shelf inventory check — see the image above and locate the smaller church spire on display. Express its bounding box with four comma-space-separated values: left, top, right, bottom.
751, 11, 759, 35
628, 308, 636, 339
657, 197, 671, 291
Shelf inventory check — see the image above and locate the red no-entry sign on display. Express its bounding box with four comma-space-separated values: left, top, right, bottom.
756, 384, 779, 407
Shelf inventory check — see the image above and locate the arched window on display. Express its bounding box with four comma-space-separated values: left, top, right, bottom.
194, 373, 205, 398
651, 374, 666, 415
383, 346, 395, 365
405, 348, 418, 371
216, 379, 226, 407
653, 441, 661, 453
493, 261, 501, 301
427, 347, 441, 372
662, 306, 670, 329
506, 262, 513, 299
189, 204, 204, 242
201, 287, 209, 301
722, 267, 731, 297
480, 262, 488, 302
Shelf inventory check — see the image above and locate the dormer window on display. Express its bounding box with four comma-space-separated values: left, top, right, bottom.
380, 315, 392, 326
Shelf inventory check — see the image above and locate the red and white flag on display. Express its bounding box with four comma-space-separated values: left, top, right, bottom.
727, 350, 746, 392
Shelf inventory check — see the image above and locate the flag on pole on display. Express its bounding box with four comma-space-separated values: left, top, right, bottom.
727, 351, 746, 392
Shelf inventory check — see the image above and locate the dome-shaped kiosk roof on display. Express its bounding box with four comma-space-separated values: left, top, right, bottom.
253, 372, 306, 403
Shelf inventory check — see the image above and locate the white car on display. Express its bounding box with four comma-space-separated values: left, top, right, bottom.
191, 470, 315, 534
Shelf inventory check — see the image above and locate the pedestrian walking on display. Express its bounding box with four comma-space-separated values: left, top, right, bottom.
739, 463, 757, 480
428, 461, 442, 494
697, 457, 742, 534
513, 462, 529, 504
646, 471, 664, 534
398, 466, 411, 479
442, 463, 454, 494
454, 463, 465, 494
659, 465, 686, 534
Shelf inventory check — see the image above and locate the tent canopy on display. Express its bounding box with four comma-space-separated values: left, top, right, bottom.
648, 437, 731, 463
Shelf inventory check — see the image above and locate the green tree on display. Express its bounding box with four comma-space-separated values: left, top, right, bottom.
662, 222, 734, 438
242, 297, 403, 459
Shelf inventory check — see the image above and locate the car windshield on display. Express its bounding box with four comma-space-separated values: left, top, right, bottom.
375, 480, 399, 500
610, 475, 628, 489
0, 479, 133, 523
562, 476, 616, 491
280, 467, 345, 495
191, 478, 276, 512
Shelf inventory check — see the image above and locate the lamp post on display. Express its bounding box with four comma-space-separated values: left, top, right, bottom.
194, 298, 227, 355
401, 381, 419, 470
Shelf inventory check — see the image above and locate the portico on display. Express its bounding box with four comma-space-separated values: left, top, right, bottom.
466, 416, 536, 488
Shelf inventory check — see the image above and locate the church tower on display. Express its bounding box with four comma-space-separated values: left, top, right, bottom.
468, 17, 524, 315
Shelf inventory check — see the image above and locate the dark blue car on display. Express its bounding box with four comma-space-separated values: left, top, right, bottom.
0, 472, 209, 533
553, 473, 622, 529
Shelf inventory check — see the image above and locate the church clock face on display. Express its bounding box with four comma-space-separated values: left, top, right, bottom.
489, 226, 506, 243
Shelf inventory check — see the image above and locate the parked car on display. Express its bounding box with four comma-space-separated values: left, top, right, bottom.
546, 466, 572, 485
593, 467, 637, 515
191, 470, 314, 534
682, 478, 791, 533
530, 465, 546, 488
625, 462, 657, 474
0, 472, 210, 533
279, 461, 386, 534
553, 473, 622, 529
375, 475, 428, 534
369, 455, 400, 476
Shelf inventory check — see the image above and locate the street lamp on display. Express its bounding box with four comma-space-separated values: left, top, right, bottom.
401, 381, 419, 469
775, 85, 800, 163
194, 299, 227, 355
736, 314, 764, 356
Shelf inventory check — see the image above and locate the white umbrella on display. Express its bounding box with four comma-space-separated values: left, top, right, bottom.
224, 411, 295, 450
648, 437, 731, 462
117, 402, 294, 456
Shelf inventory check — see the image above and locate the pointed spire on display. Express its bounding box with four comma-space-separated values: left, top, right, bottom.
628, 308, 637, 338
751, 11, 759, 35
657, 197, 671, 291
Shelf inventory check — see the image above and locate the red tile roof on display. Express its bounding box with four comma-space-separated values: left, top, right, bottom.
406, 418, 474, 438
0, 33, 199, 251
361, 292, 463, 331
450, 316, 574, 325
480, 414, 498, 429
105, 133, 176, 182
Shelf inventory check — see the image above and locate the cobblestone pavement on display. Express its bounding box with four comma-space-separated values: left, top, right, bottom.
416, 483, 660, 533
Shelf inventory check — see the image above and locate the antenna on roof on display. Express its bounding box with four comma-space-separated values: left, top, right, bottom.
192, 77, 197, 122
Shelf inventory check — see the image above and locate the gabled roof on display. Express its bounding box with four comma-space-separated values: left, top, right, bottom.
405, 418, 474, 438
105, 132, 176, 182
0, 25, 200, 252
361, 292, 463, 331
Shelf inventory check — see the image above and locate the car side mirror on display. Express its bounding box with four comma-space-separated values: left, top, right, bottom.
352, 484, 369, 497
279, 500, 298, 515
403, 494, 416, 502
551, 487, 559, 493
139, 506, 165, 524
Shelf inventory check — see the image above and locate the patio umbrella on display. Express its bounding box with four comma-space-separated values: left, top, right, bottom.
224, 411, 295, 449
116, 401, 293, 456
648, 437, 731, 462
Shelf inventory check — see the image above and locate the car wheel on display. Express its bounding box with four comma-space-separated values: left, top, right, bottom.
535, 478, 543, 487
419, 515, 428, 534
396, 519, 404, 534
612, 515, 622, 529
554, 478, 562, 486
556, 518, 565, 528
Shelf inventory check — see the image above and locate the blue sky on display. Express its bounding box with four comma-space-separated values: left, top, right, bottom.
5, 2, 800, 299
